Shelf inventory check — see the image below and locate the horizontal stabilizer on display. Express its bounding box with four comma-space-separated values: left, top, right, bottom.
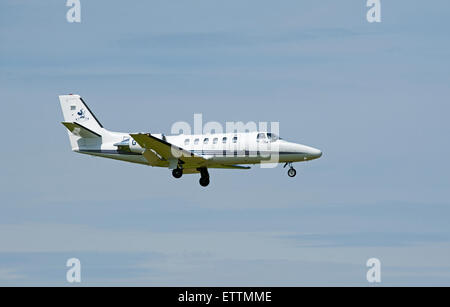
62, 122, 101, 138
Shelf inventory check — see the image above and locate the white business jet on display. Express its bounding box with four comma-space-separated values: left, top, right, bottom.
59, 95, 322, 187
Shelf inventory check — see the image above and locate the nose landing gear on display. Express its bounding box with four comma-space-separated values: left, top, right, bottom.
284, 162, 297, 177
287, 168, 297, 177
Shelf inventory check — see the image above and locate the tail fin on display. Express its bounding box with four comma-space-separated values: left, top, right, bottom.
59, 94, 104, 150
59, 94, 103, 132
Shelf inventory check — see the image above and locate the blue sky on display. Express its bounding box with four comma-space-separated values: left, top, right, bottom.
0, 0, 449, 285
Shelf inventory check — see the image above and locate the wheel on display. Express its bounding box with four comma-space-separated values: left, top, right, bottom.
199, 177, 210, 187
172, 168, 183, 179
288, 168, 296, 177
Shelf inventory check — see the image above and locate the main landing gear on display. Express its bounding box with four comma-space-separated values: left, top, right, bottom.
284, 162, 297, 178
172, 168, 183, 179
198, 167, 210, 187
171, 166, 210, 187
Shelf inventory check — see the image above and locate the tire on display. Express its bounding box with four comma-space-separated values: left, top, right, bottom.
199, 177, 210, 187
288, 168, 296, 178
172, 168, 183, 179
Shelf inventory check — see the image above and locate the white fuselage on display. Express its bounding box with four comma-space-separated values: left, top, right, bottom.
75, 130, 322, 167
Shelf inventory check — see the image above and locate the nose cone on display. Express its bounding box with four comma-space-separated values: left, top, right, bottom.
307, 146, 322, 160
288, 143, 323, 161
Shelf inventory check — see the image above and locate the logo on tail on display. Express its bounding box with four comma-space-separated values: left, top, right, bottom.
75, 108, 89, 122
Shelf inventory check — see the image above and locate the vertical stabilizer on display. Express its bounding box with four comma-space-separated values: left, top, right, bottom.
59, 94, 104, 150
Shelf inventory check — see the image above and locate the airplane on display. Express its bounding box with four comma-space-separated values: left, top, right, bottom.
59, 94, 322, 187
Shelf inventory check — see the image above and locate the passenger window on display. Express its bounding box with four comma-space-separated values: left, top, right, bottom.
194, 138, 199, 145
213, 138, 218, 144
184, 139, 190, 145
233, 136, 238, 143
204, 138, 209, 144
222, 137, 227, 144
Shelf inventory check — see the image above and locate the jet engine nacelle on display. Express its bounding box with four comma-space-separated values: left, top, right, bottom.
129, 133, 165, 154
129, 137, 144, 154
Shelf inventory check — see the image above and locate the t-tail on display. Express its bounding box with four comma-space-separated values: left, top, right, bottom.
59, 94, 107, 150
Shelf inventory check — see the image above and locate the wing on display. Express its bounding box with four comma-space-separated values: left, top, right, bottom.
130, 133, 207, 167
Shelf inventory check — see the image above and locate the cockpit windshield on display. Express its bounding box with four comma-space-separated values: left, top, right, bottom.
267, 133, 281, 142
257, 132, 281, 142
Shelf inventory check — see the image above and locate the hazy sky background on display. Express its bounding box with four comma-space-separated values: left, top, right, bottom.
0, 0, 449, 285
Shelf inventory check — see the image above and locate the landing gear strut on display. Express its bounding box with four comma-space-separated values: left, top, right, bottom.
197, 167, 210, 187
172, 168, 183, 179
284, 162, 297, 178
